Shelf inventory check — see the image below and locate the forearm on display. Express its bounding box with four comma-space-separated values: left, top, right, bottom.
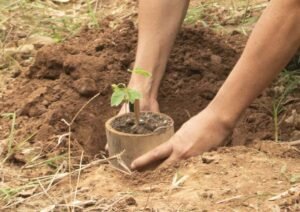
129, 0, 189, 100
208, 0, 300, 128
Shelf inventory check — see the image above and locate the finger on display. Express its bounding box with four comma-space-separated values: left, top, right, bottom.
131, 141, 173, 170
159, 153, 180, 168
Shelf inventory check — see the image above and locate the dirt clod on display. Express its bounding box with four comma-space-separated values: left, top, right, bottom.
73, 77, 98, 97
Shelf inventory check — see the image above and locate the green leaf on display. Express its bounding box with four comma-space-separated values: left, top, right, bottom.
111, 89, 126, 106
128, 68, 152, 78
111, 84, 119, 91
127, 89, 142, 103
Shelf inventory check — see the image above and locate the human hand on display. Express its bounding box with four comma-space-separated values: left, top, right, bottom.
131, 107, 234, 170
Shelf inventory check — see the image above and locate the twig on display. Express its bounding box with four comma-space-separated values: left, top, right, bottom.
216, 195, 243, 204
37, 179, 56, 205
144, 185, 152, 209
73, 151, 84, 204
102, 195, 129, 211
268, 185, 300, 201
62, 92, 100, 201
102, 150, 132, 175
184, 109, 191, 118
289, 140, 300, 146
47, 162, 66, 190
70, 92, 101, 125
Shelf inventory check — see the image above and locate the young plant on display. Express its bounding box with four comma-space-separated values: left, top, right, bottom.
110, 68, 151, 124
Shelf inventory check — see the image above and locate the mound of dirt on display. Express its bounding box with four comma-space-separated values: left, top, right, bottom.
0, 20, 297, 157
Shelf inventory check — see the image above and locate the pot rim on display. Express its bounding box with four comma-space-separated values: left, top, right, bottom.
105, 111, 174, 137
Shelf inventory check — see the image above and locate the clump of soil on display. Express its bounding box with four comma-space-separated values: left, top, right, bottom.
0, 20, 298, 157
111, 112, 173, 134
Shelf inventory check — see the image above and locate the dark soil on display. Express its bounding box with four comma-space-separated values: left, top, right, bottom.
111, 112, 173, 134
0, 20, 298, 157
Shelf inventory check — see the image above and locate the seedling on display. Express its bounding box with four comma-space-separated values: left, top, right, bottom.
110, 68, 151, 124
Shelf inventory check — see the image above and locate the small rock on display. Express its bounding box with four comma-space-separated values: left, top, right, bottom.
28, 104, 47, 117
202, 153, 219, 164
210, 54, 222, 64
11, 68, 21, 78
202, 156, 214, 164
26, 34, 55, 49
139, 118, 145, 125
231, 29, 242, 36
201, 192, 213, 199
73, 78, 98, 97
42, 100, 49, 106
17, 44, 35, 55
4, 44, 34, 56
125, 197, 137, 206
20, 58, 33, 67
126, 118, 135, 125
17, 32, 27, 38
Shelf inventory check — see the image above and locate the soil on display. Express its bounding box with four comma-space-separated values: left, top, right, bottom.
1, 20, 298, 158
111, 112, 173, 134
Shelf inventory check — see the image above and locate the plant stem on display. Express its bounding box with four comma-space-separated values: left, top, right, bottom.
134, 99, 140, 125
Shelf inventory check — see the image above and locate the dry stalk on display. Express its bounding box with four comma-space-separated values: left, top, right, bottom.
102, 194, 129, 211
268, 184, 300, 201
61, 92, 101, 203
289, 139, 300, 146
216, 195, 243, 204
73, 151, 84, 205
102, 150, 132, 175
1, 153, 123, 210
37, 179, 56, 205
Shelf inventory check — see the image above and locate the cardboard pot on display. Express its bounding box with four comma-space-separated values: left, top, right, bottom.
105, 112, 174, 170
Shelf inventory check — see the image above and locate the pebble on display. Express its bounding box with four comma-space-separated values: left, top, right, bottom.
210, 54, 222, 64
73, 78, 98, 97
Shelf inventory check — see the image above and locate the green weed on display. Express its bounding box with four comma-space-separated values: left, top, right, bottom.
1, 113, 16, 158
184, 6, 204, 25
272, 70, 300, 142
87, 0, 100, 28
